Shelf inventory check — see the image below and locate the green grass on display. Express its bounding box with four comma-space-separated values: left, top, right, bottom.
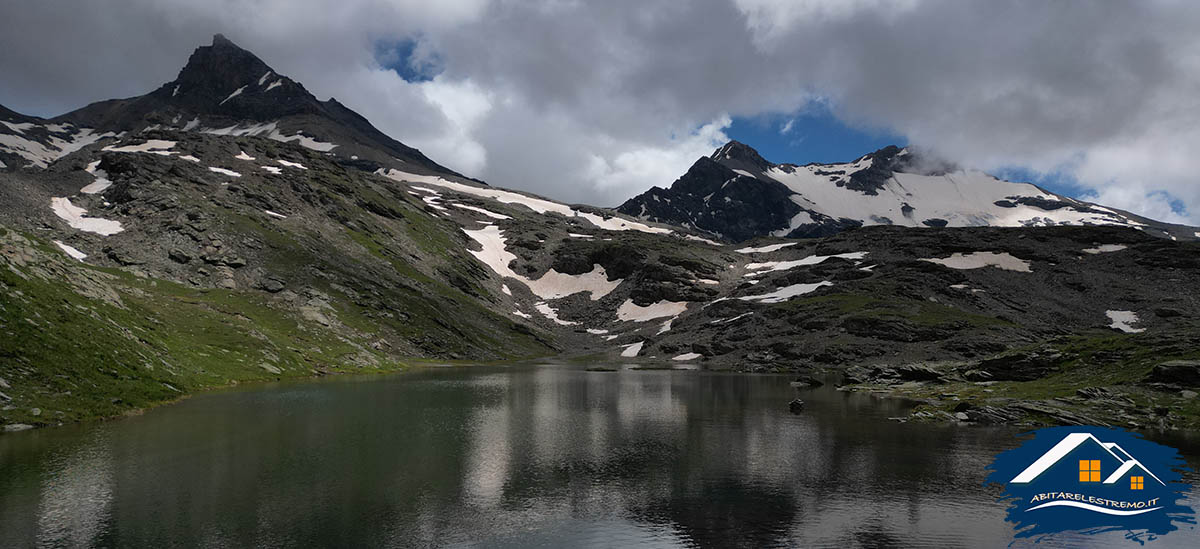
773, 292, 1013, 327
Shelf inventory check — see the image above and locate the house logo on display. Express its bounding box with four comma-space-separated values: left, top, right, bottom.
986, 426, 1193, 541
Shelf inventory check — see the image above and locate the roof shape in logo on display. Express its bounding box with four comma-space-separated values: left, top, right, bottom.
1010, 432, 1165, 486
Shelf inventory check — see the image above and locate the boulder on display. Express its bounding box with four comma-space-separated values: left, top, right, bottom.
259, 278, 286, 293
168, 248, 192, 264
1145, 360, 1200, 387
788, 398, 805, 414
892, 364, 943, 382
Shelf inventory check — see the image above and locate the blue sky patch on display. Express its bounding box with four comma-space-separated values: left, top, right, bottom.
725, 105, 906, 166
375, 37, 442, 83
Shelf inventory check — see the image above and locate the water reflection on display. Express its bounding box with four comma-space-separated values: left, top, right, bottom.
1, 364, 1197, 547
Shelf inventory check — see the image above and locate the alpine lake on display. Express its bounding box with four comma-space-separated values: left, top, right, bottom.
2, 362, 1199, 547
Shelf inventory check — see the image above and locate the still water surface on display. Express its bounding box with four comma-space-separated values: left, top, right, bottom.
1, 363, 1198, 547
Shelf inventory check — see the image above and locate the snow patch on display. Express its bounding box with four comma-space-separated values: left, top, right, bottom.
264, 210, 287, 219
277, 159, 307, 170
0, 127, 115, 168
735, 242, 798, 254
745, 251, 868, 276
586, 328, 609, 335
513, 310, 531, 319
463, 225, 621, 300
379, 169, 670, 234
1106, 310, 1145, 333
50, 197, 123, 235
620, 341, 644, 357
208, 167, 242, 177
235, 151, 256, 161
1082, 244, 1127, 254
534, 302, 578, 326
672, 352, 701, 361
265, 80, 283, 92
219, 85, 247, 105
452, 203, 511, 220
616, 299, 688, 322
656, 319, 673, 335
53, 241, 87, 261
1, 121, 34, 133
261, 166, 282, 174
102, 139, 176, 155
202, 122, 336, 151
739, 281, 833, 304
920, 252, 1031, 272
764, 161, 1144, 230
258, 71, 273, 86
683, 234, 723, 246
80, 161, 112, 194
179, 155, 200, 163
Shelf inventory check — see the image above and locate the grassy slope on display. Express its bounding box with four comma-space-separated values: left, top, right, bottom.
0, 220, 551, 429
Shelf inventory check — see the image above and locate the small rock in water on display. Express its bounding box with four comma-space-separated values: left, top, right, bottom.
788, 398, 805, 414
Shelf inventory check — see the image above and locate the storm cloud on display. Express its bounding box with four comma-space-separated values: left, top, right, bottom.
1, 0, 1197, 221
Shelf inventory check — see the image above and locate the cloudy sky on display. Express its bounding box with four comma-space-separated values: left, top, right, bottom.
2, 0, 1198, 223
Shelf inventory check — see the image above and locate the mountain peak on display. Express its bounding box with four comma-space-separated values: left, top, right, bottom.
176, 35, 271, 90
711, 140, 772, 173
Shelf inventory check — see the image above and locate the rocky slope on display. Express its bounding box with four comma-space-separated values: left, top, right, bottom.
2, 36, 1199, 433
618, 141, 1197, 242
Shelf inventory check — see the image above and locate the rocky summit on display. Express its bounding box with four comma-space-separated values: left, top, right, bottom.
2, 36, 1200, 435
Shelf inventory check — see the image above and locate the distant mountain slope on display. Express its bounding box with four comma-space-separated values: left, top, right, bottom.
618, 141, 1196, 242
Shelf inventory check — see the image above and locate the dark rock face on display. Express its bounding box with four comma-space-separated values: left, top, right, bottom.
973, 349, 1066, 381
842, 146, 905, 195
710, 140, 773, 174
617, 156, 803, 242
1146, 361, 1200, 387
167, 34, 314, 120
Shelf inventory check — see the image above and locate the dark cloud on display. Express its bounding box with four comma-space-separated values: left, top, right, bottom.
1, 0, 1197, 220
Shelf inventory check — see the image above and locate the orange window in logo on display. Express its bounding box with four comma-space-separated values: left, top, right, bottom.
1131, 476, 1144, 490
1079, 460, 1101, 482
